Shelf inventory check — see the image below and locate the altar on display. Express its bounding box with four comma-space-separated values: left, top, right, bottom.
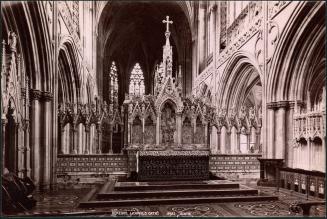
123, 16, 214, 181
138, 149, 209, 181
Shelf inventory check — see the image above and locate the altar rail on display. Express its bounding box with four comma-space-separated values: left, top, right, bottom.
209, 154, 261, 179
280, 167, 325, 198
56, 154, 128, 183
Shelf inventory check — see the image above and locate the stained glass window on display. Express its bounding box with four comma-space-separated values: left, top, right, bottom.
109, 61, 118, 103
129, 63, 145, 96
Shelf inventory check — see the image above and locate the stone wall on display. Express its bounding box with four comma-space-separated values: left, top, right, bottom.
209, 154, 261, 179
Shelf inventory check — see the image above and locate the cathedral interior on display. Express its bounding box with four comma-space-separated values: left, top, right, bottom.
1, 1, 326, 217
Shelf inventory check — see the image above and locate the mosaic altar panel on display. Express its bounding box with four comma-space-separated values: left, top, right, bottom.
56, 155, 128, 174
138, 152, 210, 181
209, 154, 261, 178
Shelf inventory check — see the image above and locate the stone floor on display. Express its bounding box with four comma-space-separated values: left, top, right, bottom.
3, 180, 326, 217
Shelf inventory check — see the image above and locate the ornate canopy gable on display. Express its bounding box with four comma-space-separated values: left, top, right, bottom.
155, 76, 183, 113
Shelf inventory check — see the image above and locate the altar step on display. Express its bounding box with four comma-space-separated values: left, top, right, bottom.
78, 180, 278, 208
97, 188, 259, 200
113, 180, 240, 191
79, 195, 278, 208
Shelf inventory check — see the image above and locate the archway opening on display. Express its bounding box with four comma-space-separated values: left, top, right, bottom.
97, 1, 192, 103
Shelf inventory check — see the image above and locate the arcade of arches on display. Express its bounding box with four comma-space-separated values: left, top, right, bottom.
1, 1, 325, 202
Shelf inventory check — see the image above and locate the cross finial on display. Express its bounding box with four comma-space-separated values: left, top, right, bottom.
162, 16, 173, 32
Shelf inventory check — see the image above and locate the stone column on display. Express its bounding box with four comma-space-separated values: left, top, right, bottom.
120, 125, 124, 153
247, 132, 251, 153
308, 139, 312, 171
69, 125, 74, 153
71, 125, 77, 154
209, 126, 213, 153
17, 123, 25, 178
176, 113, 182, 145
60, 123, 65, 154
322, 138, 326, 172
220, 128, 226, 154
236, 131, 241, 154
23, 120, 31, 177
156, 115, 160, 145
276, 102, 287, 159
217, 130, 221, 153
204, 123, 208, 146
286, 104, 295, 167
142, 117, 145, 144
109, 124, 113, 154
193, 118, 197, 143
96, 124, 102, 154
2, 118, 7, 171
84, 124, 90, 154
267, 103, 276, 158
256, 129, 261, 153
198, 3, 206, 66
30, 89, 42, 186
128, 122, 132, 144
209, 5, 216, 55
226, 130, 231, 154
41, 91, 53, 189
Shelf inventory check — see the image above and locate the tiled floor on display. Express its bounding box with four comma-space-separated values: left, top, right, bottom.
3, 182, 326, 217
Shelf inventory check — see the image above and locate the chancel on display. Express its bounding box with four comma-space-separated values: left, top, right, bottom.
1, 1, 326, 217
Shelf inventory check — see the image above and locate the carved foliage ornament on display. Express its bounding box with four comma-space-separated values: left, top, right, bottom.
2, 32, 24, 122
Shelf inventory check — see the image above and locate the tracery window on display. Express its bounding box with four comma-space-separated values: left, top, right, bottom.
109, 61, 118, 103
129, 63, 145, 96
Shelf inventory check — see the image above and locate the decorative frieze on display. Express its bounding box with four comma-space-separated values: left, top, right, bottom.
293, 110, 325, 141
213, 106, 262, 131
268, 1, 291, 19
58, 99, 123, 129
195, 63, 214, 88
58, 1, 82, 55
217, 1, 263, 67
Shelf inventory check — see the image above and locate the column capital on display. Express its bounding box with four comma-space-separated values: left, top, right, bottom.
41, 91, 53, 102
289, 100, 306, 109
210, 4, 217, 12
176, 112, 183, 116
276, 101, 290, 109
30, 89, 42, 100
267, 100, 293, 109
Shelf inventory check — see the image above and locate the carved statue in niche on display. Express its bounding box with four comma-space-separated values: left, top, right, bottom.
182, 117, 193, 144
144, 117, 155, 144
161, 103, 176, 144
132, 117, 142, 144
194, 117, 205, 144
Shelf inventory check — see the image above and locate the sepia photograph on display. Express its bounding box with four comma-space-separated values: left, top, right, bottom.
1, 1, 326, 217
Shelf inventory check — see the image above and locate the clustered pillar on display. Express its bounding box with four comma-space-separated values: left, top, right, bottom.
29, 89, 53, 189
